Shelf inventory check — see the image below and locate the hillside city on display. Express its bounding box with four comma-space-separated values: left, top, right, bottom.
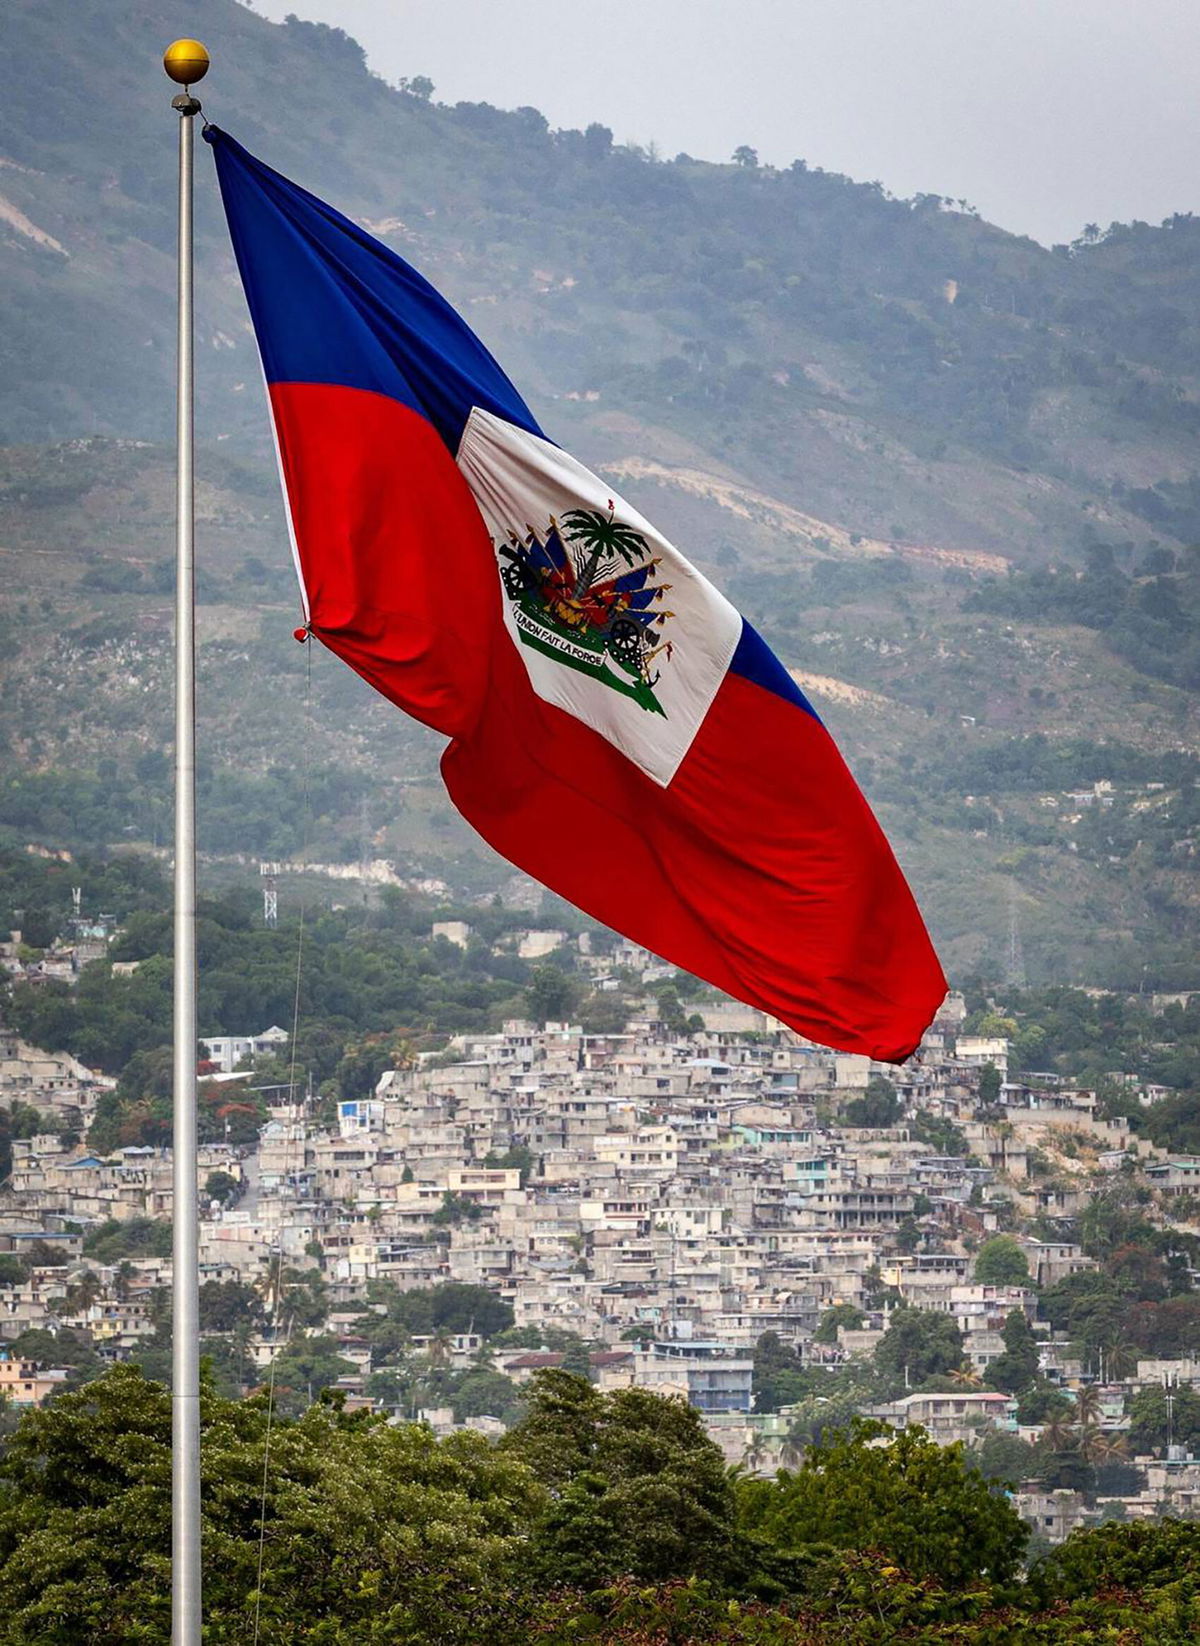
5, 878, 1200, 1558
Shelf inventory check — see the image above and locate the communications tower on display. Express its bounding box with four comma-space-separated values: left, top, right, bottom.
1005, 882, 1026, 989
260, 862, 280, 928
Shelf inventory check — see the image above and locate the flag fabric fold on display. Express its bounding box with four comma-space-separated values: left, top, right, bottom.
207, 127, 947, 1060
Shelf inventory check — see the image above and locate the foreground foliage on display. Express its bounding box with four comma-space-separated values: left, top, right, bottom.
2, 1367, 1200, 1642
0, 1366, 542, 1644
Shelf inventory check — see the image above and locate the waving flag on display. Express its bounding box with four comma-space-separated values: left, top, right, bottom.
207, 128, 946, 1060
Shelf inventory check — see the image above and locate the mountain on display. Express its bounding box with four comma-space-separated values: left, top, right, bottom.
2, 0, 1200, 987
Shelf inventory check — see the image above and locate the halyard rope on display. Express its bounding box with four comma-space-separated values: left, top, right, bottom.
252, 632, 313, 1645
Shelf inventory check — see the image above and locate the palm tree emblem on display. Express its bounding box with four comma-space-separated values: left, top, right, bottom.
561, 502, 649, 597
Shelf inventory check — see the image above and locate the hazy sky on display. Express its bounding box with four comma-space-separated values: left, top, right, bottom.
253, 0, 1200, 245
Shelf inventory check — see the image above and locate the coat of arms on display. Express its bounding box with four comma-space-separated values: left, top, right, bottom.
496, 504, 675, 715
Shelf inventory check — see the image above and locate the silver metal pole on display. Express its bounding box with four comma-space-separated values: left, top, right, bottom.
170, 78, 203, 1646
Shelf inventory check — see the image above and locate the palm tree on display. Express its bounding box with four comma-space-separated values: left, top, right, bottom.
255, 1255, 310, 1328
1104, 1338, 1139, 1381
1074, 1384, 1103, 1427
65, 1269, 101, 1314
741, 1429, 768, 1475
1081, 1429, 1129, 1467
229, 1320, 256, 1393
425, 1330, 454, 1371
949, 1362, 983, 1389
256, 1254, 282, 1318
561, 506, 646, 597
779, 1429, 806, 1472
1041, 1414, 1078, 1453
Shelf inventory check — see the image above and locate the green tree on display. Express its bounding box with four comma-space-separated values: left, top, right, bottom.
201, 1330, 258, 1398
842, 1076, 900, 1128
1032, 1515, 1200, 1615
978, 1062, 1003, 1107
0, 1363, 543, 1643
203, 1169, 243, 1209
651, 983, 690, 1035
737, 1418, 1028, 1586
82, 1216, 172, 1264
973, 1234, 1030, 1287
5, 1100, 49, 1142
910, 1109, 968, 1155
559, 1338, 595, 1382
1127, 1384, 1200, 1454
431, 1190, 484, 1227
874, 1307, 965, 1389
267, 1334, 355, 1412
482, 1144, 535, 1185
525, 963, 579, 1024
1039, 1267, 1123, 1333
498, 1365, 600, 1492
373, 1280, 513, 1341
259, 1263, 330, 1331
500, 1370, 740, 1588
1080, 1181, 1157, 1260
779, 1388, 868, 1451
1039, 1448, 1095, 1493
365, 1363, 415, 1410
9, 1325, 103, 1388
0, 1254, 28, 1287
971, 1428, 1039, 1484
64, 1269, 102, 1313
450, 1369, 524, 1425
561, 506, 647, 598
579, 990, 631, 1034
862, 1264, 902, 1311
985, 1309, 1041, 1394
751, 1330, 807, 1413
813, 1303, 865, 1345
197, 1279, 263, 1334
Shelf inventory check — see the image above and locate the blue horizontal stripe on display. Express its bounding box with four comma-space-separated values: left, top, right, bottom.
729, 621, 822, 721
205, 127, 542, 455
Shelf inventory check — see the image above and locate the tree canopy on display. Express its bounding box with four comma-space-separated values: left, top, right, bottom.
973, 1235, 1031, 1287
2, 1364, 1200, 1640
874, 1306, 965, 1390
985, 1309, 1041, 1395
499, 1369, 743, 1589
737, 1418, 1028, 1588
0, 1364, 542, 1644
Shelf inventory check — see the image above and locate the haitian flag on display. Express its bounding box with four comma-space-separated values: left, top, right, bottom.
207, 128, 946, 1061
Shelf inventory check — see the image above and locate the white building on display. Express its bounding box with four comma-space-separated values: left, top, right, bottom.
199, 1024, 289, 1075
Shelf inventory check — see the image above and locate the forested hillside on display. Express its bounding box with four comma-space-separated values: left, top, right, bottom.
3, 0, 1200, 985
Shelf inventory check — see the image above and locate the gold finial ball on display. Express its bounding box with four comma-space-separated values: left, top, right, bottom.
163, 39, 210, 86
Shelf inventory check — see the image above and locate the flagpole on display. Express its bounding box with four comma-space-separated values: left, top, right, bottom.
164, 38, 209, 1646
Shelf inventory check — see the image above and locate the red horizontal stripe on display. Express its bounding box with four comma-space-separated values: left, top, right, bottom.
445, 659, 945, 1061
